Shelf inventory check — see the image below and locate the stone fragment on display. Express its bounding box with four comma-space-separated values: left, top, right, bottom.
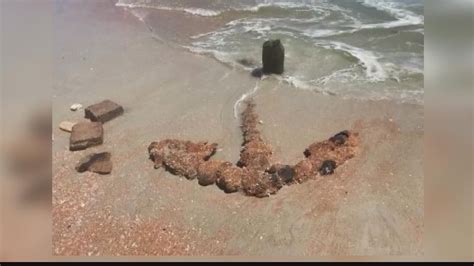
85, 100, 124, 123
89, 159, 113, 174
329, 130, 350, 145
268, 164, 295, 184
319, 160, 336, 175
75, 152, 112, 174
251, 68, 264, 78
69, 122, 103, 151
59, 121, 76, 133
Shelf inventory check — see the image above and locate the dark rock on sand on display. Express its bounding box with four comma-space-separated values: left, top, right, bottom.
319, 160, 336, 175
262, 39, 284, 75
251, 67, 264, 78
329, 130, 350, 145
304, 131, 358, 166
275, 165, 295, 184
76, 152, 112, 174
303, 148, 311, 158
268, 164, 295, 185
69, 122, 103, 151
85, 100, 124, 123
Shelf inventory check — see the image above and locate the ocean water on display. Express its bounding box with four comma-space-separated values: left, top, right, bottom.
116, 0, 424, 105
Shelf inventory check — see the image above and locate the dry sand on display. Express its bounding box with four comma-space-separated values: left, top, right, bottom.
52, 1, 423, 256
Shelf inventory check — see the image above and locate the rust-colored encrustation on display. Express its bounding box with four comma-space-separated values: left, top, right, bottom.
148, 100, 359, 197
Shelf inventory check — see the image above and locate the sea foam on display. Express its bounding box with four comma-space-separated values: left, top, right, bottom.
318, 41, 388, 82
233, 82, 261, 119
115, 1, 222, 17
359, 0, 424, 28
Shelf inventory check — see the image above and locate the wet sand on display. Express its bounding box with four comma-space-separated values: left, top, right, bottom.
52, 1, 423, 256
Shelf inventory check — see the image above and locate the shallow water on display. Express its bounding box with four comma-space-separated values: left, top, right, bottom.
116, 0, 424, 105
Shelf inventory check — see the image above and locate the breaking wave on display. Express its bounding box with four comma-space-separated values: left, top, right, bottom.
116, 0, 424, 105
115, 1, 222, 17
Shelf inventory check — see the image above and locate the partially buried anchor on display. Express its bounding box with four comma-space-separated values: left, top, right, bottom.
148, 100, 359, 198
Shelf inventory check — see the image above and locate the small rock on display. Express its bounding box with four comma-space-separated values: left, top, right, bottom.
319, 160, 336, 175
329, 130, 350, 145
89, 158, 113, 174
268, 164, 295, 184
59, 121, 76, 133
258, 120, 264, 125
70, 103, 83, 111
75, 152, 112, 174
69, 122, 103, 151
85, 100, 124, 123
276, 165, 295, 184
251, 68, 263, 78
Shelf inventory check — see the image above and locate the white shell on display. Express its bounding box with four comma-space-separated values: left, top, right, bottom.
70, 103, 83, 111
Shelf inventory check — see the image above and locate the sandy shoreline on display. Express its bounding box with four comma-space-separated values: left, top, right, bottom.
52, 1, 423, 256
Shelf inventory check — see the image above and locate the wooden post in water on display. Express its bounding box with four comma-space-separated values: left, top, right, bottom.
262, 39, 285, 75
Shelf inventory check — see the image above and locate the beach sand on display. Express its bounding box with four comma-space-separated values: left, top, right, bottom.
52, 1, 423, 256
